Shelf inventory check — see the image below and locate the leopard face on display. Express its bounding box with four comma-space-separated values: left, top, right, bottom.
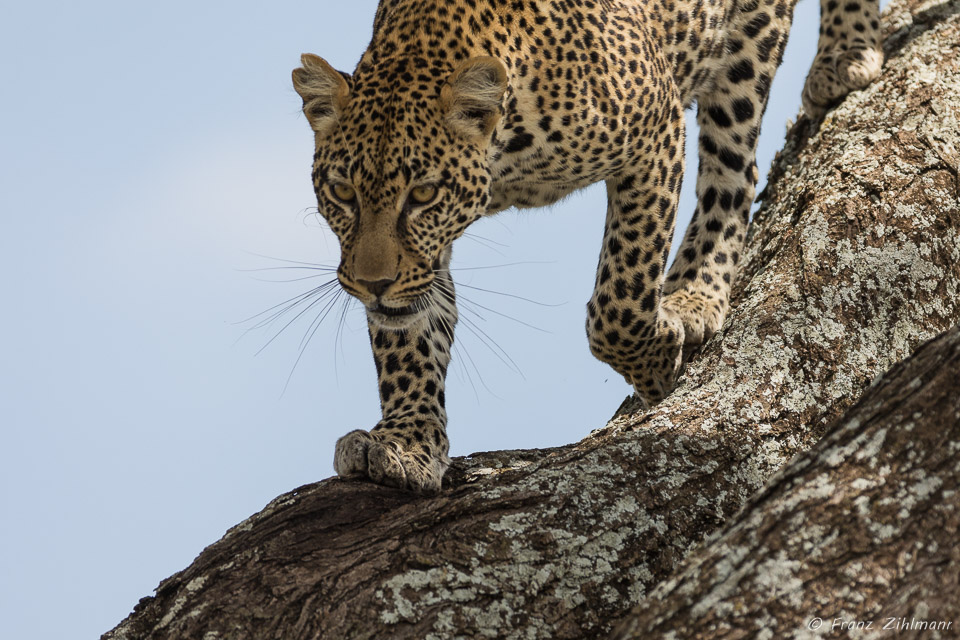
295, 55, 507, 329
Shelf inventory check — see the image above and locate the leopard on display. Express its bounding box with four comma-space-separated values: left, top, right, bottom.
292, 0, 882, 492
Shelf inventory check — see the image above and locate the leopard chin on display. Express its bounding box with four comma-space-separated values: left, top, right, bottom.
367, 301, 425, 330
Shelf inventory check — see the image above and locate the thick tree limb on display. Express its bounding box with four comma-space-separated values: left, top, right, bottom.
611, 324, 960, 639
103, 0, 960, 637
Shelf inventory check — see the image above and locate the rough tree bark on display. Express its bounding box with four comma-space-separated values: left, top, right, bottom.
103, 0, 960, 637
610, 325, 960, 639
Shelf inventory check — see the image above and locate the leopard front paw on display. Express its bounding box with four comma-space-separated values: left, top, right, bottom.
803, 45, 883, 118
662, 288, 726, 347
628, 310, 685, 407
334, 427, 449, 493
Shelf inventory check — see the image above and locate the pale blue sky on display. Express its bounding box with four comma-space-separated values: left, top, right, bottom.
2, 1, 831, 637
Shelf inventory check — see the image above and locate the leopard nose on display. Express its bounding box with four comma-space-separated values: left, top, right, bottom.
357, 278, 396, 298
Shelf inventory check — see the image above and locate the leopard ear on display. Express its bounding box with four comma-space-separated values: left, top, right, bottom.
441, 57, 508, 141
292, 54, 351, 136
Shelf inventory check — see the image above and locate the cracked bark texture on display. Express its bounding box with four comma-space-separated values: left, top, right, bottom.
102, 0, 960, 637
610, 325, 960, 640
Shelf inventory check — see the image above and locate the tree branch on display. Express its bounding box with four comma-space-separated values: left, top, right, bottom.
611, 324, 960, 638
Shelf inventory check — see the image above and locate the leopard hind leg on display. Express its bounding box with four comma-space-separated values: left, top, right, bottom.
663, 1, 793, 346
802, 0, 883, 117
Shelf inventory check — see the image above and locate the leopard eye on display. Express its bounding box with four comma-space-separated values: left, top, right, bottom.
331, 183, 356, 204
408, 184, 438, 206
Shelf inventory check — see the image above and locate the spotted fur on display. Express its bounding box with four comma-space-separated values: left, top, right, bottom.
293, 0, 882, 492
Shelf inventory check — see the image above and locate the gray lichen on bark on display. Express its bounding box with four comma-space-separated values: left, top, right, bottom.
103, 0, 960, 637
611, 325, 960, 639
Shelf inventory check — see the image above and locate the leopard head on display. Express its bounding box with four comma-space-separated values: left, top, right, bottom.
292, 53, 507, 328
